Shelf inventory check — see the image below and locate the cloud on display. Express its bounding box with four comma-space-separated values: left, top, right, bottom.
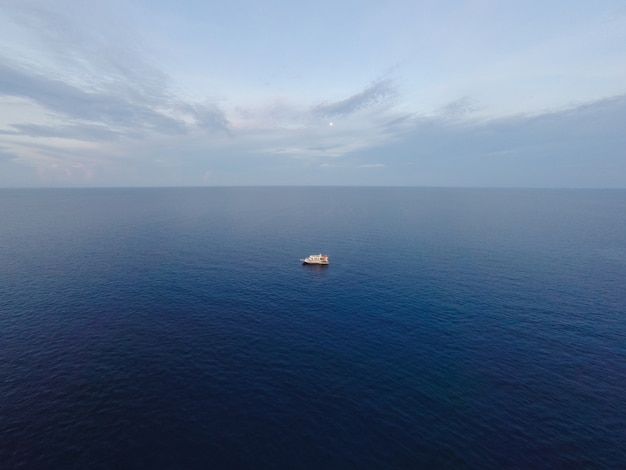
3, 0, 167, 93
0, 1, 229, 142
0, 123, 124, 141
179, 103, 230, 133
0, 59, 229, 138
312, 79, 396, 118
348, 94, 626, 187
438, 97, 477, 120
231, 80, 399, 131
218, 80, 405, 162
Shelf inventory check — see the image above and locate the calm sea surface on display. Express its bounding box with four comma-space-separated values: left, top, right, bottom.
1, 187, 625, 468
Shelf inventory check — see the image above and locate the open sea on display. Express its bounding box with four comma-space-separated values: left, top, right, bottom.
1, 187, 625, 468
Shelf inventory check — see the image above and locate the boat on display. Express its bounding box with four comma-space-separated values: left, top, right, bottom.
301, 254, 329, 265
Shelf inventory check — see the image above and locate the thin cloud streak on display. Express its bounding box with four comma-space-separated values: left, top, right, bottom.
0, 1, 230, 142
0, 123, 123, 141
312, 80, 397, 118
0, 60, 229, 137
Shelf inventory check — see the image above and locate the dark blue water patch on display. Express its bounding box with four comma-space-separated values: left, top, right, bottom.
1, 187, 625, 468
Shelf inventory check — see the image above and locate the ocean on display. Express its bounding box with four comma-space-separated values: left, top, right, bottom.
1, 187, 625, 468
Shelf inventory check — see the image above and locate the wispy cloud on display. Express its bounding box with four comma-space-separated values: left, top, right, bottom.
438, 97, 477, 120
2, 0, 168, 100
0, 1, 229, 142
312, 79, 396, 118
0, 122, 123, 141
0, 59, 229, 138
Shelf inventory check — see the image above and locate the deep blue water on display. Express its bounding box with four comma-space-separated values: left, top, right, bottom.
1, 187, 625, 468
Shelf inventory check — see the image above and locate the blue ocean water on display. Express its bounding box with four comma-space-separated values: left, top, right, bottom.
1, 187, 625, 468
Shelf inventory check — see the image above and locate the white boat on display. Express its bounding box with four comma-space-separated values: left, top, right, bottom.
301, 254, 329, 265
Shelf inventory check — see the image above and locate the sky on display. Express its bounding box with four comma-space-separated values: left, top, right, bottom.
1, 0, 625, 188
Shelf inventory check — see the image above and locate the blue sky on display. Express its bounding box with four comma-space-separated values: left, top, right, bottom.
1, 0, 625, 187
